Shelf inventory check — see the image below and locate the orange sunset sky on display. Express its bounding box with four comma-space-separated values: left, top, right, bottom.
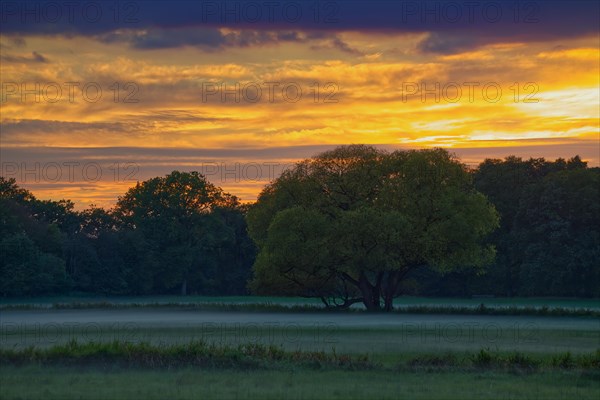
1, 0, 599, 208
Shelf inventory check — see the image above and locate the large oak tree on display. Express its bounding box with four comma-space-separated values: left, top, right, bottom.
247, 145, 499, 310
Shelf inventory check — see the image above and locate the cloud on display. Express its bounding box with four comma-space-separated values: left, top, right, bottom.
0, 119, 129, 136
1, 51, 49, 63
310, 37, 363, 55
119, 28, 226, 50
0, 36, 27, 49
0, 114, 232, 145
2, 140, 597, 209
417, 33, 480, 54
1, 1, 597, 53
97, 27, 358, 53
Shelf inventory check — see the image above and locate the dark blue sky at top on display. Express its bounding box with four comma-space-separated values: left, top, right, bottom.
1, 0, 598, 53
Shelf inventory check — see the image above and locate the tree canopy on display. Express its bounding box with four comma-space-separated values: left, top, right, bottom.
1, 151, 597, 301
471, 157, 599, 297
247, 145, 499, 310
0, 172, 254, 297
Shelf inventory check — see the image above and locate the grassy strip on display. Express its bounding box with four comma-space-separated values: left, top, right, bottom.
1, 301, 599, 317
406, 348, 600, 372
397, 303, 600, 317
3, 367, 599, 400
2, 341, 599, 372
0, 340, 374, 371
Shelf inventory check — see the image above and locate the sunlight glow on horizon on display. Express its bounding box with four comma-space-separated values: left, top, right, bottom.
2, 17, 599, 209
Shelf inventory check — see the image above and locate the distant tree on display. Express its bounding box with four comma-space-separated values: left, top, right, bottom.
473, 156, 589, 296
247, 146, 499, 310
0, 233, 66, 296
0, 177, 34, 203
205, 205, 256, 295
515, 168, 600, 296
115, 171, 244, 295
0, 177, 68, 296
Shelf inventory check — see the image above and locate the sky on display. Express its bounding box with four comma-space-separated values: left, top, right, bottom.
1, 0, 599, 208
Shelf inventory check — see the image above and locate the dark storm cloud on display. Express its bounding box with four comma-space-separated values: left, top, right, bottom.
97, 27, 358, 52
0, 115, 229, 143
124, 28, 226, 50
3, 140, 598, 167
0, 119, 130, 136
0, 1, 597, 53
2, 141, 597, 201
1, 50, 49, 63
416, 33, 479, 54
0, 144, 347, 166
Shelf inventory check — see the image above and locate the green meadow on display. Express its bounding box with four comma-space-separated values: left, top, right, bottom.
2, 366, 598, 400
1, 298, 598, 400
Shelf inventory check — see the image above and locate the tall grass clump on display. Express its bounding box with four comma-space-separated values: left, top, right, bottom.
0, 340, 377, 371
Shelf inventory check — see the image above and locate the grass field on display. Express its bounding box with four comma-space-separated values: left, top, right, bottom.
1, 295, 598, 310
4, 365, 600, 400
3, 366, 598, 400
1, 298, 598, 399
1, 309, 599, 357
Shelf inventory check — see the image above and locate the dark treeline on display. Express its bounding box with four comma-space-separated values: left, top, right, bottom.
1, 149, 598, 298
420, 154, 599, 298
0, 171, 255, 297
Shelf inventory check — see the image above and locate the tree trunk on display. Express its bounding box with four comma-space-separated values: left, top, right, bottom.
181, 278, 187, 296
383, 297, 393, 311
358, 273, 381, 311
374, 272, 383, 309
383, 271, 401, 312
